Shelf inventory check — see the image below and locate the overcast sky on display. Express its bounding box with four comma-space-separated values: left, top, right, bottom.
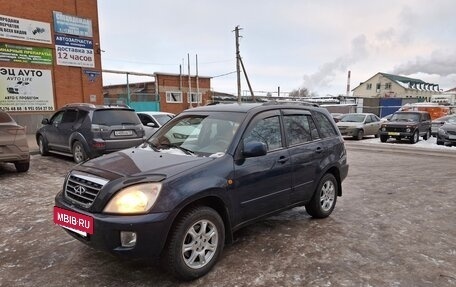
97, 0, 456, 96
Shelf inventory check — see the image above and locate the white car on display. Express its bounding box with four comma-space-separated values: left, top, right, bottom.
336, 113, 381, 140
136, 111, 175, 138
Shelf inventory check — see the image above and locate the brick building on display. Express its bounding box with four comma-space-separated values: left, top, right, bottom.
0, 0, 102, 133
103, 73, 212, 114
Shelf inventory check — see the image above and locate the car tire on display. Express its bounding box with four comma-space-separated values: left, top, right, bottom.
436, 140, 444, 145
38, 135, 49, 156
72, 141, 87, 164
14, 161, 30, 172
380, 135, 388, 142
305, 173, 338, 218
410, 131, 419, 144
162, 206, 225, 281
355, 129, 364, 140
374, 132, 379, 138
423, 129, 431, 140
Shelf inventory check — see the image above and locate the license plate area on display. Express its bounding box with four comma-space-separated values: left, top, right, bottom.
114, 130, 133, 136
388, 132, 400, 136
53, 206, 94, 235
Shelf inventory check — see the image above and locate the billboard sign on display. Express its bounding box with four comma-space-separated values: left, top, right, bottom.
0, 67, 54, 112
55, 35, 94, 68
0, 43, 52, 65
0, 14, 52, 44
53, 11, 92, 37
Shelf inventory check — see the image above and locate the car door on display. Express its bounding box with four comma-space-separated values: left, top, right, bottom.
49, 108, 78, 152
282, 109, 324, 203
233, 110, 292, 223
365, 115, 380, 136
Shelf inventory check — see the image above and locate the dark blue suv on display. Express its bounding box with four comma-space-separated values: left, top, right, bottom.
53, 102, 349, 280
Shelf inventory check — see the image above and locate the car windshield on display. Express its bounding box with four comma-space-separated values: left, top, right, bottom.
390, 113, 420, 122
146, 112, 242, 157
340, 114, 365, 123
93, 109, 141, 125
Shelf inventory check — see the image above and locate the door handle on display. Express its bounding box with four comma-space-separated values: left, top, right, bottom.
315, 147, 323, 154
277, 156, 288, 164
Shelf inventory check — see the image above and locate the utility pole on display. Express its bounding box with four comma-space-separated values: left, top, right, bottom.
234, 26, 242, 103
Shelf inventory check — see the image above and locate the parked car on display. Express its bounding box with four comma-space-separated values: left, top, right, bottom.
336, 113, 381, 140
436, 116, 456, 146
431, 114, 456, 136
53, 102, 349, 280
379, 111, 432, 144
0, 109, 30, 172
36, 103, 145, 163
137, 111, 175, 138
331, 113, 344, 123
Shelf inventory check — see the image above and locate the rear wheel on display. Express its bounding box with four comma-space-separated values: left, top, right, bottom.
409, 131, 419, 144
305, 173, 338, 218
72, 141, 87, 163
163, 206, 224, 281
423, 129, 431, 140
436, 140, 444, 145
14, 161, 30, 172
38, 135, 49, 156
380, 135, 388, 142
355, 129, 364, 140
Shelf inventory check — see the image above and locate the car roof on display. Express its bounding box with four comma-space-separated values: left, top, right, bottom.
183, 102, 322, 114
63, 103, 133, 111
137, 111, 175, 116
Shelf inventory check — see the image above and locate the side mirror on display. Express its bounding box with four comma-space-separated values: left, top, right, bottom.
243, 141, 267, 157
41, 118, 50, 125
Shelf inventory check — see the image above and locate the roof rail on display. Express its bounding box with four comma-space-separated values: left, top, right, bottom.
64, 103, 97, 108
262, 100, 320, 107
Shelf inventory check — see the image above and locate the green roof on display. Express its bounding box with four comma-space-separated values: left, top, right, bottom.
380, 73, 425, 84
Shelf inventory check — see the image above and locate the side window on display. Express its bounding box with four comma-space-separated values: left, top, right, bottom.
244, 115, 282, 151
61, 109, 78, 123
50, 111, 64, 124
138, 114, 151, 125
313, 111, 338, 138
284, 114, 313, 145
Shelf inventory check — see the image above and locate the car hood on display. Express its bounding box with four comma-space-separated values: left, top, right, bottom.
79, 145, 213, 179
440, 123, 456, 132
337, 122, 363, 128
383, 120, 419, 127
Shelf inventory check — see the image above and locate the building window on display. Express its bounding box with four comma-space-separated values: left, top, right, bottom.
188, 92, 202, 103
366, 83, 372, 90
166, 91, 183, 103
376, 83, 381, 93
385, 83, 392, 90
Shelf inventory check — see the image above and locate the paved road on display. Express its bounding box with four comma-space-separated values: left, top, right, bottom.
0, 147, 455, 286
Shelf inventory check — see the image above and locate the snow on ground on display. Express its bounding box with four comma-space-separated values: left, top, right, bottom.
345, 136, 456, 152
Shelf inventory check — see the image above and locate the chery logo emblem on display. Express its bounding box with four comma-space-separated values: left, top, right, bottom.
74, 185, 86, 195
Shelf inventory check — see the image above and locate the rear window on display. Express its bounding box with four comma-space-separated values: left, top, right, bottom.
0, 111, 14, 123
92, 109, 141, 126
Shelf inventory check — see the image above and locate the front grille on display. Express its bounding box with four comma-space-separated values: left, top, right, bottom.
65, 171, 109, 208
386, 127, 406, 132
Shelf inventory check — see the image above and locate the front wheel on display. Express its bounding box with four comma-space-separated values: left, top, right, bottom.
38, 135, 49, 156
409, 131, 419, 144
14, 161, 30, 172
72, 141, 87, 163
380, 135, 388, 142
162, 206, 225, 281
305, 173, 338, 218
355, 129, 364, 140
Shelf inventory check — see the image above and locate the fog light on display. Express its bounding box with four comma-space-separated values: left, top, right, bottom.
120, 231, 137, 247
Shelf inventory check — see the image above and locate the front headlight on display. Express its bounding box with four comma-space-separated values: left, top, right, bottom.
103, 183, 162, 214
438, 128, 447, 135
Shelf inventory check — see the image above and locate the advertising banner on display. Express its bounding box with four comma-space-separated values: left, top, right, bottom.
0, 43, 52, 65
0, 14, 52, 44
0, 67, 54, 112
55, 35, 95, 68
53, 11, 93, 37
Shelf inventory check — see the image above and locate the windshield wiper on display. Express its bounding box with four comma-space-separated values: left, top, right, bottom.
161, 143, 195, 155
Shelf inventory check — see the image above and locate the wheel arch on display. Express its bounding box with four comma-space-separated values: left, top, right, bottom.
323, 166, 342, 197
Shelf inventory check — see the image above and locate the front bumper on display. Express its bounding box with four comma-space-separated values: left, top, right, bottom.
379, 130, 413, 138
54, 191, 173, 259
437, 133, 456, 145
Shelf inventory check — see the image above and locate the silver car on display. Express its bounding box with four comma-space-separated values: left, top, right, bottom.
137, 111, 175, 138
336, 113, 381, 140
436, 116, 456, 146
431, 114, 456, 136
0, 109, 30, 172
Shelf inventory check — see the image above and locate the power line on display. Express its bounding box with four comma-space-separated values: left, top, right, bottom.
102, 57, 232, 66
212, 71, 237, 78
